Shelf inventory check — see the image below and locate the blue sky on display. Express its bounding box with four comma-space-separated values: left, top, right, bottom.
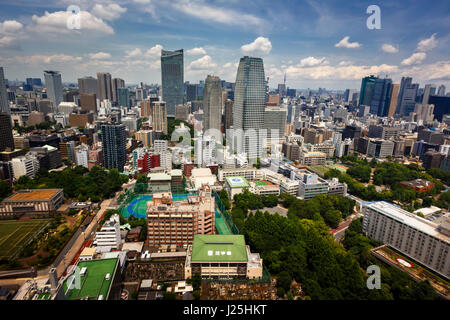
0, 0, 449, 90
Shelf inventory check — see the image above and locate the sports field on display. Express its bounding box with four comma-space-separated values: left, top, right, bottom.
215, 210, 231, 235
121, 194, 190, 218
0, 219, 50, 259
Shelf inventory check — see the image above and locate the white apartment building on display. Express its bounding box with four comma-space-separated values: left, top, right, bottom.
363, 202, 450, 279
10, 156, 39, 180
94, 214, 121, 249
74, 144, 89, 168
154, 140, 168, 154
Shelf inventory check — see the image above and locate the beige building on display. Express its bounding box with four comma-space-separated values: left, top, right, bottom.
147, 186, 215, 248
299, 151, 326, 166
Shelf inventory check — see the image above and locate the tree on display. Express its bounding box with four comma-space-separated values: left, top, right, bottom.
136, 174, 148, 184
276, 271, 292, 293
0, 180, 12, 201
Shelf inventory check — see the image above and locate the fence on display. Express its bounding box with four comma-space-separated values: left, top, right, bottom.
212, 189, 239, 235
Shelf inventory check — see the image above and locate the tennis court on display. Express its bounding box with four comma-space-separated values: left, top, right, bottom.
215, 210, 231, 235
0, 219, 50, 259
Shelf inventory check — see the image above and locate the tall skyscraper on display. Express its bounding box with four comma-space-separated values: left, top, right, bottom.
396, 77, 419, 116
78, 76, 98, 95
80, 93, 97, 113
233, 56, 266, 160
186, 83, 197, 102
97, 72, 113, 102
112, 78, 125, 103
359, 75, 392, 117
387, 83, 400, 118
44, 70, 63, 112
161, 49, 184, 118
118, 88, 130, 108
422, 84, 437, 105
359, 75, 377, 107
224, 99, 233, 130
0, 67, 9, 114
101, 123, 126, 172
152, 101, 168, 135
203, 75, 222, 133
0, 112, 14, 151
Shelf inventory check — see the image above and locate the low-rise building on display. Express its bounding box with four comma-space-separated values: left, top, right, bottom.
94, 214, 121, 249
399, 179, 435, 193
225, 176, 249, 198
249, 180, 280, 196
0, 189, 64, 219
185, 234, 263, 280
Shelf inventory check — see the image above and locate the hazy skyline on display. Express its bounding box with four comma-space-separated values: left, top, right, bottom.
0, 0, 449, 89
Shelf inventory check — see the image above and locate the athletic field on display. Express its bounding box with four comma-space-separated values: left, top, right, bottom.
0, 219, 50, 259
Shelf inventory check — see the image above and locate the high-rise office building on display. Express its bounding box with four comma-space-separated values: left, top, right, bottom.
118, 88, 129, 108
233, 56, 266, 160
140, 99, 152, 118
97, 72, 113, 102
78, 76, 98, 95
203, 75, 222, 133
360, 76, 392, 117
44, 70, 63, 112
80, 93, 97, 113
422, 84, 437, 105
387, 83, 400, 117
161, 49, 184, 118
100, 123, 126, 172
264, 107, 287, 145
0, 112, 14, 151
112, 78, 125, 103
152, 101, 168, 135
186, 83, 197, 102
397, 77, 419, 116
224, 99, 233, 130
0, 67, 10, 114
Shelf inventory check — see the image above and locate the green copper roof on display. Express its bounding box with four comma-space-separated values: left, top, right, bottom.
191, 234, 248, 262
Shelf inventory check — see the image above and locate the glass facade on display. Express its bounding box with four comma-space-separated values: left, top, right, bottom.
101, 123, 127, 172
233, 56, 266, 160
161, 49, 184, 117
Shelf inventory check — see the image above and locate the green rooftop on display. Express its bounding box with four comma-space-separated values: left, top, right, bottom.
191, 234, 248, 262
225, 176, 249, 188
62, 258, 118, 300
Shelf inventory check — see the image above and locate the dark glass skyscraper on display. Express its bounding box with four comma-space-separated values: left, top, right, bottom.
233, 56, 266, 160
359, 75, 392, 117
0, 67, 9, 114
161, 49, 184, 118
101, 123, 126, 172
118, 88, 130, 108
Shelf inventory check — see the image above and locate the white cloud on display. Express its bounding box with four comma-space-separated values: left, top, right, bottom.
285, 62, 398, 80
133, 0, 152, 3
187, 47, 207, 55
381, 44, 399, 53
335, 36, 361, 49
338, 60, 353, 66
30, 10, 114, 34
189, 55, 217, 70
298, 56, 329, 67
12, 54, 82, 65
405, 60, 450, 81
241, 37, 272, 55
171, 1, 264, 29
416, 33, 438, 52
223, 62, 233, 68
401, 52, 427, 66
126, 48, 143, 58
0, 20, 23, 34
92, 4, 127, 21
144, 44, 163, 59
88, 52, 111, 60
0, 36, 15, 47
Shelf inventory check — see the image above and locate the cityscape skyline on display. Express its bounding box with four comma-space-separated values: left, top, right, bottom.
0, 0, 449, 89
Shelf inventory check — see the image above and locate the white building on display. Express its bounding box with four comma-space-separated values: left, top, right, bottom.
94, 214, 121, 249
10, 155, 39, 180
190, 168, 217, 190
363, 201, 450, 279
74, 144, 89, 168
154, 140, 168, 154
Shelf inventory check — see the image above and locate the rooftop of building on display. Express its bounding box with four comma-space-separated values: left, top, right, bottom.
225, 176, 249, 188
62, 258, 118, 300
4, 189, 62, 202
399, 179, 435, 188
365, 201, 450, 243
148, 172, 171, 181
191, 235, 248, 262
